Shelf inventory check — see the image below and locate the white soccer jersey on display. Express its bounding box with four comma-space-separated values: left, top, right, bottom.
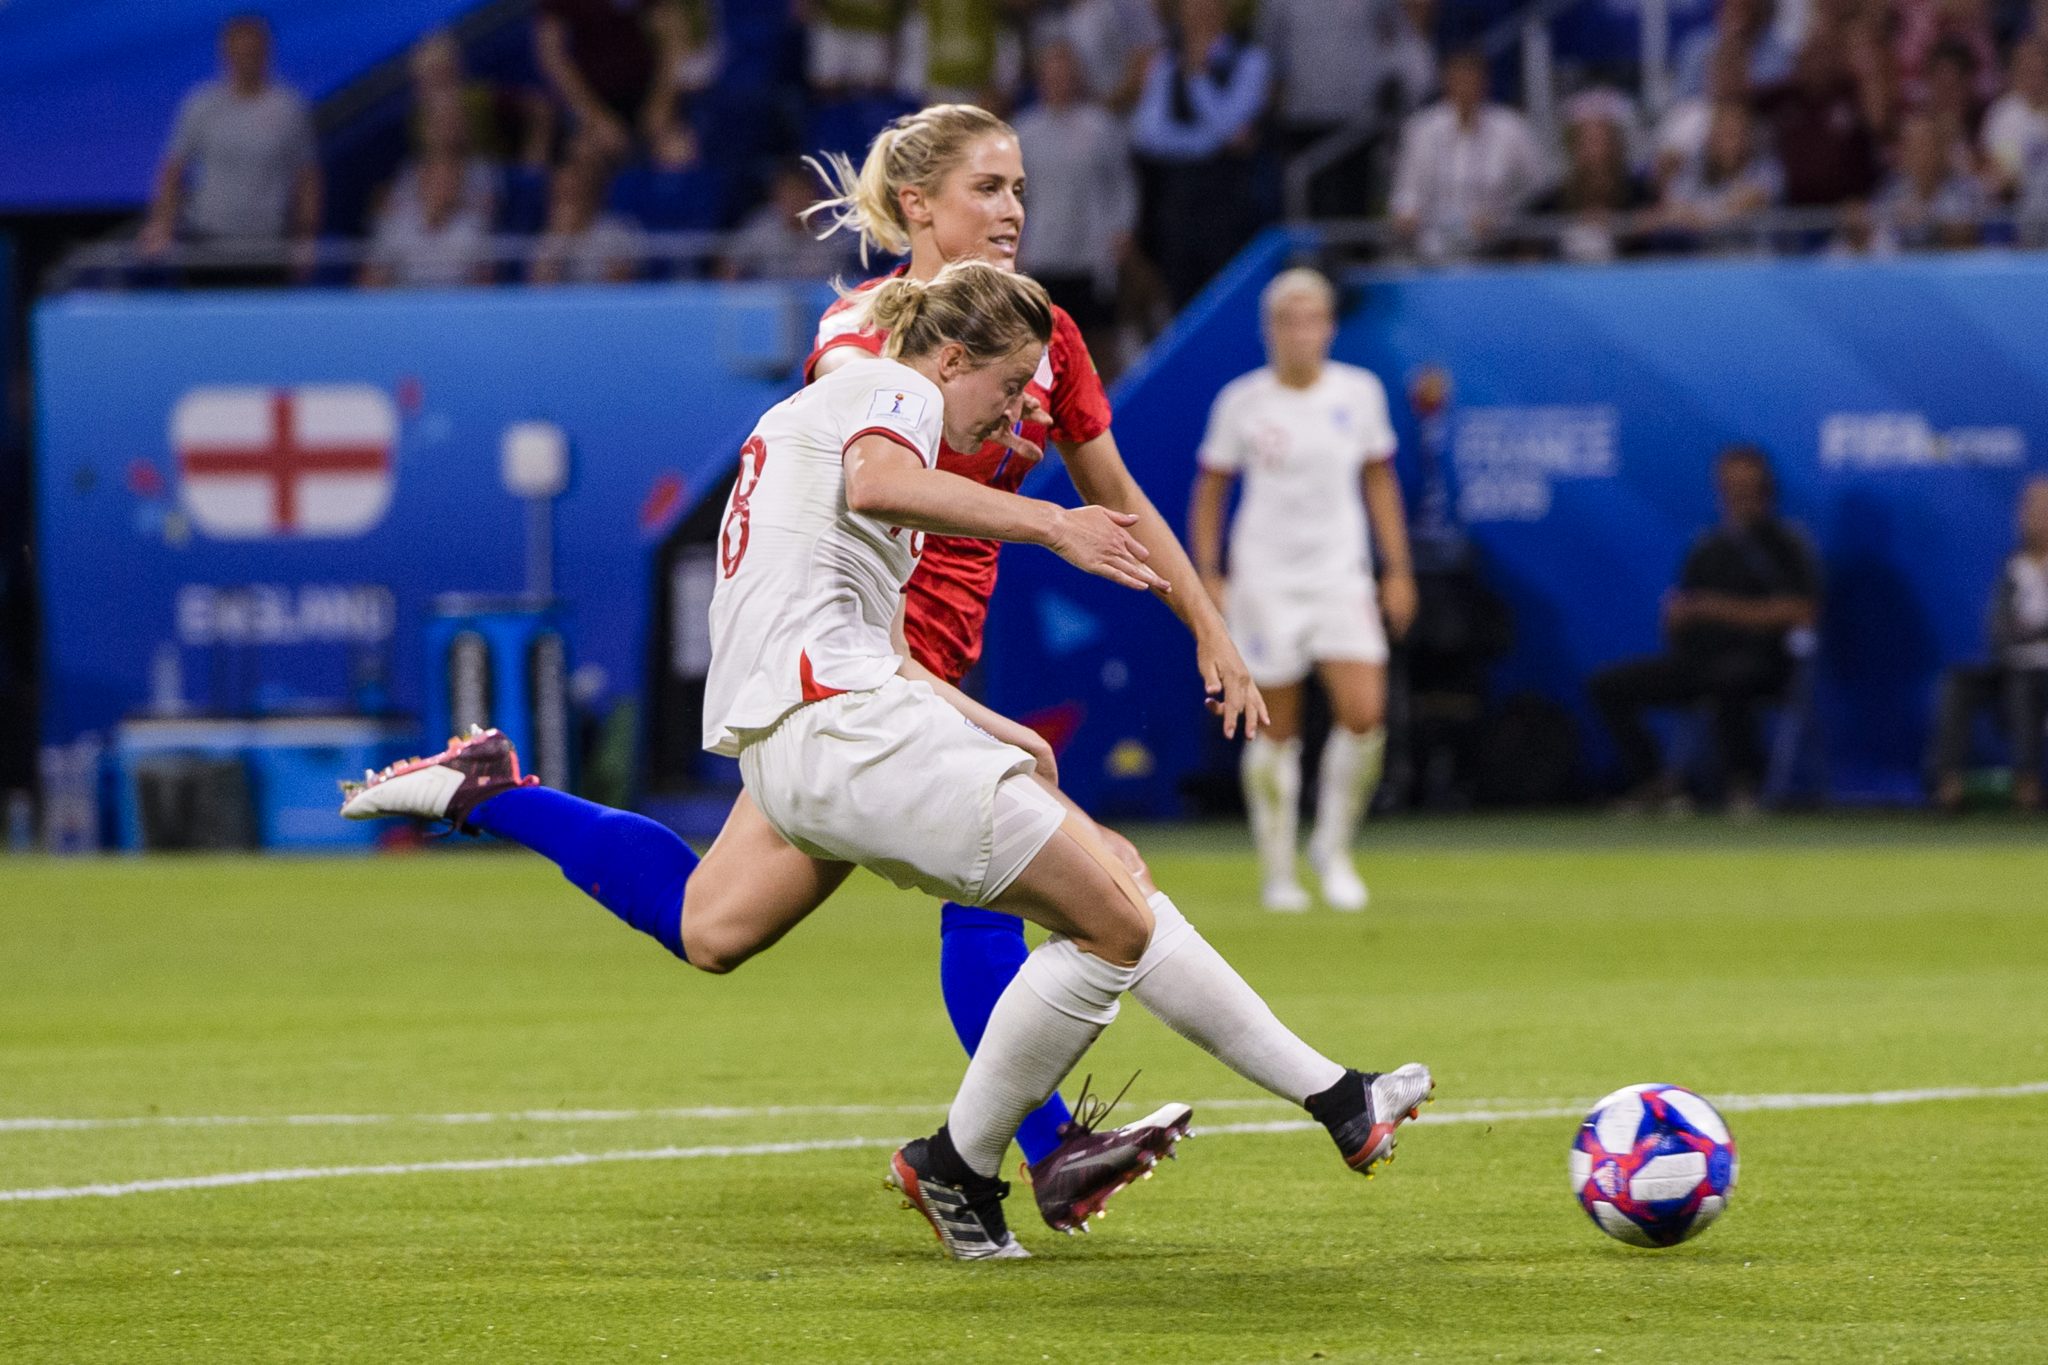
703, 359, 944, 756
1198, 362, 1397, 592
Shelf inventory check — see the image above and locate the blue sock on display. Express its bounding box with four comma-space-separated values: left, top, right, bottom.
468, 787, 694, 962
939, 901, 1073, 1165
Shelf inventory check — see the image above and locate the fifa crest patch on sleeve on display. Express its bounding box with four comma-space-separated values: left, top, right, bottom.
869, 388, 928, 424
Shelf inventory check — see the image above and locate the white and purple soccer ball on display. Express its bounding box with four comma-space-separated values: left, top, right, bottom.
1570, 1083, 1738, 1248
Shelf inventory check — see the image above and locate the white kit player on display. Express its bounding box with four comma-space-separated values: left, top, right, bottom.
1190, 269, 1418, 913
342, 261, 1433, 1260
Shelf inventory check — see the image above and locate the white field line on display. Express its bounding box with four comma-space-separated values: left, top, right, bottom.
8, 1079, 2048, 1136
2, 1081, 2044, 1205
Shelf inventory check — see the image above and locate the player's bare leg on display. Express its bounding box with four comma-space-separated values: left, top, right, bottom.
1308, 659, 1388, 913
679, 793, 853, 973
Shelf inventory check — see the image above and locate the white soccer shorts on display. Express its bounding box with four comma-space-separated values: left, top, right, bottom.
738, 675, 1066, 907
1228, 576, 1389, 688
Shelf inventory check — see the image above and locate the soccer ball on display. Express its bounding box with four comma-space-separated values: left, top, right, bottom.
1570, 1083, 1738, 1248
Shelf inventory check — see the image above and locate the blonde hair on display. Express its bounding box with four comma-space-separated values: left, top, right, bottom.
857, 261, 1052, 366
802, 104, 1017, 264
1261, 266, 1338, 321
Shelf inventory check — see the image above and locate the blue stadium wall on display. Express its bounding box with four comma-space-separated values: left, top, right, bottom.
983, 234, 2048, 811
34, 247, 2048, 818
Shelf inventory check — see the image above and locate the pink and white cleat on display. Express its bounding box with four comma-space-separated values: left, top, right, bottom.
338, 726, 536, 832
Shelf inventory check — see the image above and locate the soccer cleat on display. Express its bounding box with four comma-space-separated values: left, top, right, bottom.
1310, 1063, 1434, 1178
337, 725, 537, 831
887, 1138, 1030, 1261
1022, 1073, 1193, 1233
1309, 842, 1370, 912
1262, 878, 1311, 913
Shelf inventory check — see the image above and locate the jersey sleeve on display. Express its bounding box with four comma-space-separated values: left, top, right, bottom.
1358, 370, 1398, 464
841, 373, 943, 469
1196, 378, 1249, 472
1047, 307, 1113, 447
804, 301, 886, 382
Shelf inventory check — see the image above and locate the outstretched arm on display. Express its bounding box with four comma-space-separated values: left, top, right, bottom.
1362, 461, 1416, 639
1068, 431, 1268, 737
843, 433, 1167, 591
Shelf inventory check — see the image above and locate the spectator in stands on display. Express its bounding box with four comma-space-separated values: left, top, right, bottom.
1655, 40, 1748, 193
643, 0, 723, 170
1931, 475, 2048, 812
1589, 445, 1822, 814
1056, 0, 1164, 110
896, 0, 1024, 109
800, 0, 903, 97
1983, 38, 2048, 199
530, 151, 644, 284
1756, 36, 1883, 209
1258, 0, 1389, 206
1649, 101, 1782, 249
719, 162, 853, 280
1012, 36, 1137, 353
388, 91, 501, 226
535, 0, 656, 161
1539, 94, 1650, 263
1923, 39, 1992, 149
360, 155, 493, 289
139, 13, 321, 280
1897, 0, 2002, 110
1875, 110, 1993, 247
1388, 48, 1549, 263
1130, 0, 1272, 304
408, 28, 546, 168
1673, 0, 1796, 102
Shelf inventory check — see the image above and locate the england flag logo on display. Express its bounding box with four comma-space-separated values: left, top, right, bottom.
172, 385, 397, 540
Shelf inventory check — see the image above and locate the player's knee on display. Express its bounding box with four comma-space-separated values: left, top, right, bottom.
1093, 894, 1155, 967
678, 891, 756, 975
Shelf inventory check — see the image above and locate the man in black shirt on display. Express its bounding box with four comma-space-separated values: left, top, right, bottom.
1589, 446, 1822, 810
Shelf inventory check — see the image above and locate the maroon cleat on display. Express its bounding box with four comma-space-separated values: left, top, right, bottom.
1022, 1074, 1194, 1233
338, 726, 537, 831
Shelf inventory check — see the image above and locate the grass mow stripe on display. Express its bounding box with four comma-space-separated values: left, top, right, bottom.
5, 1081, 2044, 1205
8, 1081, 2048, 1136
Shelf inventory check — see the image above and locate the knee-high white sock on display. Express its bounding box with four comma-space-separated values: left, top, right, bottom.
1241, 735, 1303, 885
946, 937, 1135, 1176
1129, 892, 1346, 1103
1311, 726, 1384, 856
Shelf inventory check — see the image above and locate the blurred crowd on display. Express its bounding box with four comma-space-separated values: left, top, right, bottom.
127, 2, 2048, 328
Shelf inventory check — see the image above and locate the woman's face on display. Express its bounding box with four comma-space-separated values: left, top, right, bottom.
912, 133, 1026, 269
1264, 291, 1337, 374
937, 341, 1044, 451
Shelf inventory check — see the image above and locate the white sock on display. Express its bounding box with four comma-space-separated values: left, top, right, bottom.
1311, 726, 1385, 856
1241, 735, 1303, 886
946, 936, 1135, 1177
1129, 892, 1346, 1104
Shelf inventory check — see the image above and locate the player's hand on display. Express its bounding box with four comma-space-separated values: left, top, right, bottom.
993, 423, 1045, 469
1046, 505, 1169, 592
1198, 628, 1268, 740
1381, 570, 1419, 639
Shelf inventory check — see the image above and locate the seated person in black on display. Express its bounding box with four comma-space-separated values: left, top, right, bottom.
1930, 475, 2048, 812
1590, 445, 1822, 810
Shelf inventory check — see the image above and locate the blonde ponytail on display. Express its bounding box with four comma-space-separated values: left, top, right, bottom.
802, 104, 1016, 265
849, 261, 1052, 367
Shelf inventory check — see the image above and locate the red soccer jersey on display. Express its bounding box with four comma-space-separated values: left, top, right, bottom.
807, 272, 1114, 683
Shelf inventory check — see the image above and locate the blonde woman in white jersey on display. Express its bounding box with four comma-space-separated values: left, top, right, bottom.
1190, 269, 1418, 913
343, 262, 1431, 1260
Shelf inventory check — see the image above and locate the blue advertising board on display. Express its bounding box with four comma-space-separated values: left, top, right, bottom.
982, 240, 2048, 809
35, 282, 833, 771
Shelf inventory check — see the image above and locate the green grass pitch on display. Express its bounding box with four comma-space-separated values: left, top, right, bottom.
4, 816, 2046, 1362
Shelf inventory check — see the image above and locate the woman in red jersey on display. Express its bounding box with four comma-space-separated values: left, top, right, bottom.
800, 103, 1268, 1173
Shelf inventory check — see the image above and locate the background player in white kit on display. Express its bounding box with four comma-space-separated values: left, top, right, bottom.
343, 261, 1432, 1260
1190, 269, 1417, 913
